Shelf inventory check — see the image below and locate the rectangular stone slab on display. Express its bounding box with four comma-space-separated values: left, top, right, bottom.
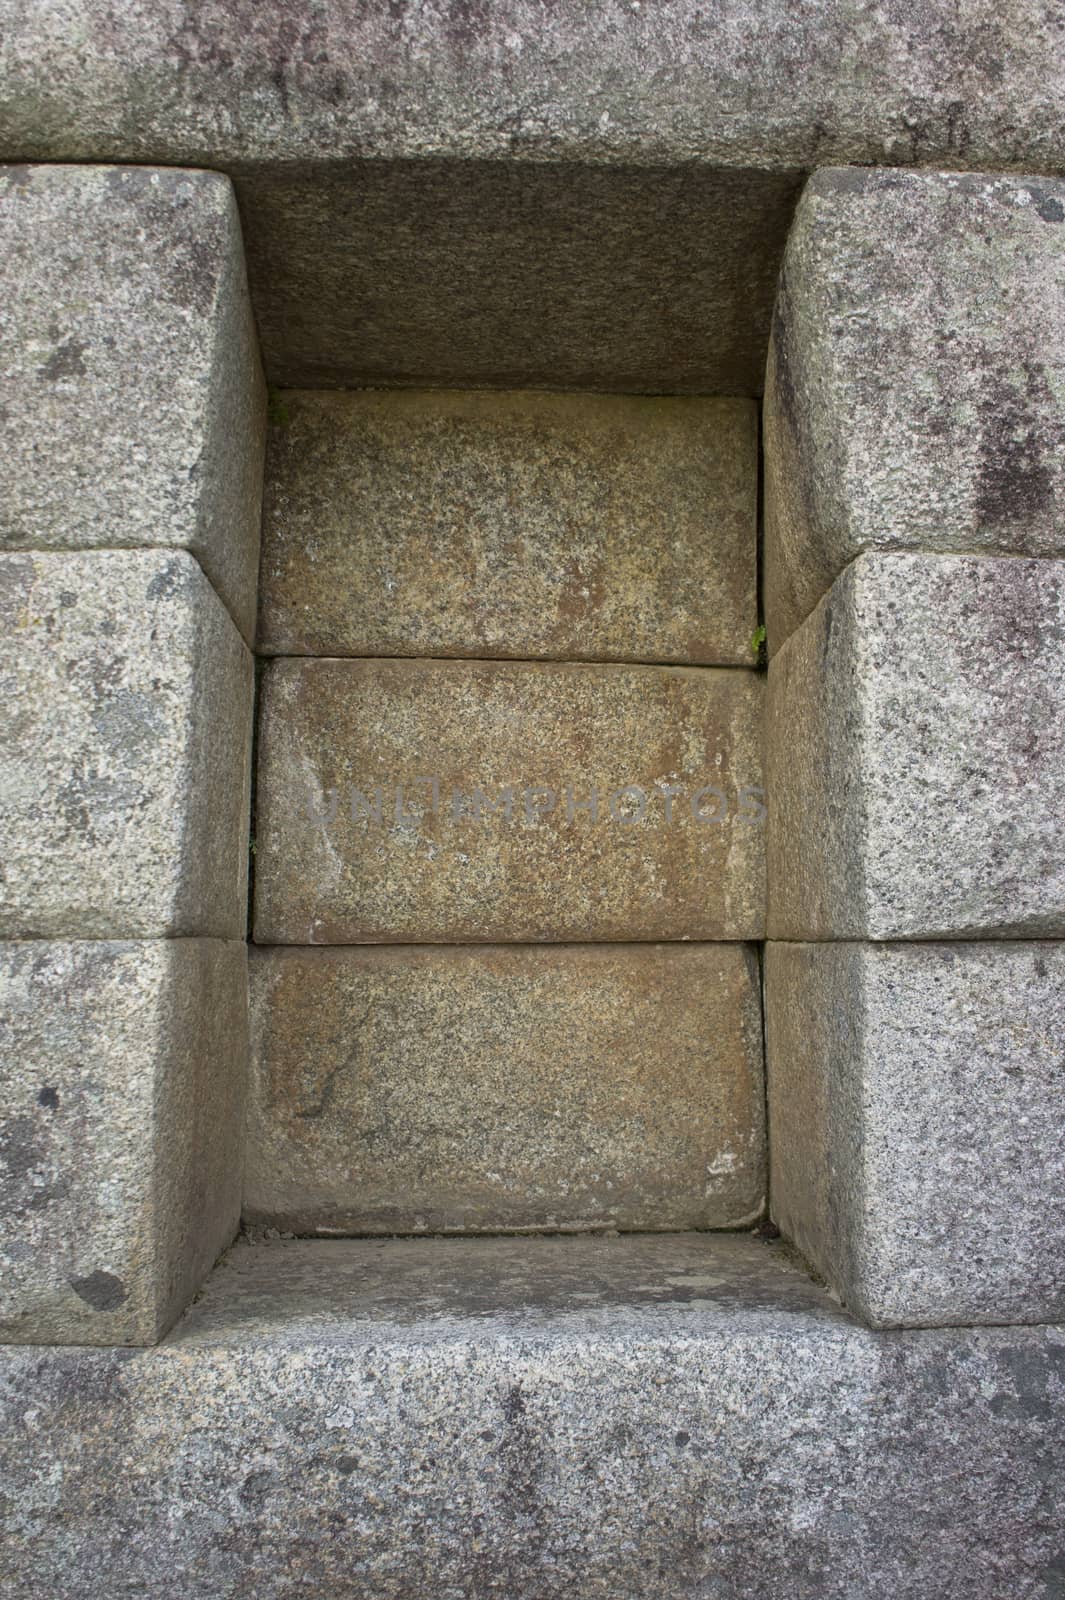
0, 549, 253, 940
765, 168, 1065, 649
257, 390, 757, 664
0, 939, 247, 1347
253, 658, 765, 942
767, 552, 1065, 940
246, 943, 765, 1234
766, 940, 1065, 1329
0, 164, 265, 640
0, 1234, 1062, 1599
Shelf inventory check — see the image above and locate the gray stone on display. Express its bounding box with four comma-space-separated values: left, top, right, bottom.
766, 552, 1065, 940
0, 164, 265, 639
0, 938, 247, 1347
246, 943, 765, 1235
0, 550, 253, 940
0, 1234, 1062, 1597
765, 167, 1065, 647
5, 9, 1064, 393
253, 657, 765, 943
765, 940, 1065, 1329
4, 3, 1062, 172
258, 390, 758, 664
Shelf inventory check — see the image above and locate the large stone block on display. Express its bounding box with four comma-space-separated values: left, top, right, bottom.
0, 549, 253, 940
765, 940, 1065, 1329
246, 943, 765, 1234
0, 1234, 1062, 1598
0, 164, 265, 639
258, 390, 758, 664
254, 658, 765, 943
0, 938, 247, 1347
767, 553, 1065, 940
765, 168, 1065, 646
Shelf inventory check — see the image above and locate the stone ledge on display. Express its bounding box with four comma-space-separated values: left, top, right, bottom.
0, 1235, 1061, 1598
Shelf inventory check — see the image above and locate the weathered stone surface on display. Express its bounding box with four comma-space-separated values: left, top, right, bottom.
765, 940, 1065, 1329
766, 553, 1065, 940
254, 658, 765, 943
239, 161, 798, 395
765, 168, 1065, 647
0, 549, 253, 940
10, 22, 1064, 399
0, 164, 265, 639
258, 390, 758, 664
0, 1234, 1062, 1598
246, 943, 765, 1234
1, 10, 1064, 393
0, 939, 246, 1347
5, 3, 1062, 172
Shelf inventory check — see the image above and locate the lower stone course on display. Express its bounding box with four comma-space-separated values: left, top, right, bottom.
1, 1234, 1061, 1599
0, 938, 247, 1347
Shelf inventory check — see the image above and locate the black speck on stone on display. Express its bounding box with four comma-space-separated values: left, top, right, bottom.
37, 1086, 59, 1110
146, 558, 185, 602
70, 1270, 128, 1311
502, 1383, 526, 1422
674, 1430, 690, 1447
335, 1454, 359, 1475
37, 338, 89, 381
1035, 194, 1065, 224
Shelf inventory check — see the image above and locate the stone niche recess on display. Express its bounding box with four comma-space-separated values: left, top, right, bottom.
1, 115, 1064, 1599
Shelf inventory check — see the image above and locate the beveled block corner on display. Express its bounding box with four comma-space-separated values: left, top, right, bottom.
766, 940, 1065, 1329
0, 938, 247, 1347
0, 549, 254, 940
765, 167, 1065, 650
0, 163, 266, 640
767, 553, 1065, 941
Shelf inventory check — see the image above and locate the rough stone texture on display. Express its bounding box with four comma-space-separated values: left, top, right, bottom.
7, 7, 1064, 392
766, 941, 1065, 1330
0, 1234, 1062, 1598
766, 553, 1065, 940
0, 164, 266, 640
258, 390, 758, 664
246, 943, 765, 1234
0, 939, 247, 1347
4, 3, 1062, 171
0, 549, 254, 940
765, 168, 1065, 647
241, 161, 799, 393
254, 658, 765, 943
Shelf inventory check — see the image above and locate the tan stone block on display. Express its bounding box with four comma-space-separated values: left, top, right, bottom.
246, 943, 765, 1233
258, 390, 757, 665
253, 658, 765, 943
